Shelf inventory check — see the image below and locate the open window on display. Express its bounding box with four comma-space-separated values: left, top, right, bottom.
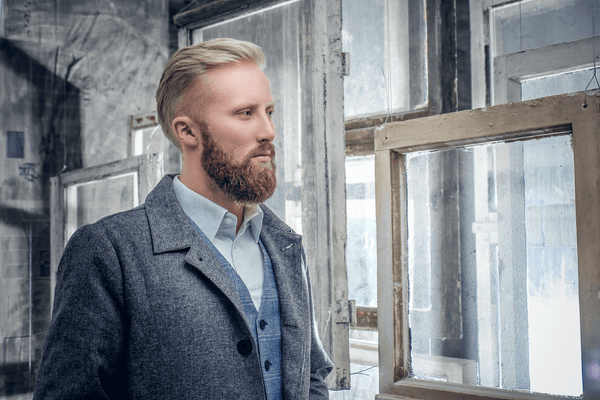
342, 0, 459, 374
49, 153, 163, 310
374, 92, 599, 399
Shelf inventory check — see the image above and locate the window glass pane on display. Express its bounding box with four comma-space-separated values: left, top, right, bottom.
66, 173, 138, 239
346, 155, 379, 397
406, 134, 582, 397
346, 155, 377, 307
192, 1, 302, 233
521, 67, 595, 100
342, 0, 427, 119
132, 125, 181, 175
492, 0, 600, 57
342, 0, 385, 118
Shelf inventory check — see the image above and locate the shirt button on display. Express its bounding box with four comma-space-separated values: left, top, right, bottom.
264, 360, 272, 371
259, 319, 268, 330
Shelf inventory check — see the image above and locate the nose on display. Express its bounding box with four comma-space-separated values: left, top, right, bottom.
257, 110, 276, 143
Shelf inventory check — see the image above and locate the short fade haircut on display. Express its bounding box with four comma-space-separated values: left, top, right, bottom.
156, 38, 266, 151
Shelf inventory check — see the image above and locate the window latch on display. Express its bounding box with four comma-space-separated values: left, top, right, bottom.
341, 52, 350, 77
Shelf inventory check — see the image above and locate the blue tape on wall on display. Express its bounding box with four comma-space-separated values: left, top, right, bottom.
7, 131, 24, 158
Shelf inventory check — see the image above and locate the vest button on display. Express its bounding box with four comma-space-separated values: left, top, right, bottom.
237, 338, 252, 357
264, 360, 272, 371
259, 319, 268, 330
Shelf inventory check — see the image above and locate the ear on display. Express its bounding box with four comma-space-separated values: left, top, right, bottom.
171, 116, 200, 149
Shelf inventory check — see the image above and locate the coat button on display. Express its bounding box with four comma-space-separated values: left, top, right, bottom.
237, 338, 252, 357
259, 319, 268, 330
264, 360, 272, 371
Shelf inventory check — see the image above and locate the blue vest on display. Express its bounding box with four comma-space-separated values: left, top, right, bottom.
188, 219, 283, 400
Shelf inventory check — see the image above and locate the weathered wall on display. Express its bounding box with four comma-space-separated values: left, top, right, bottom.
0, 0, 168, 396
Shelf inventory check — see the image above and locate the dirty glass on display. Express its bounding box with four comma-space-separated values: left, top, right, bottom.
521, 67, 597, 100
341, 155, 379, 399
406, 134, 582, 397
346, 155, 377, 307
491, 0, 600, 57
66, 173, 137, 239
342, 0, 427, 119
192, 1, 302, 233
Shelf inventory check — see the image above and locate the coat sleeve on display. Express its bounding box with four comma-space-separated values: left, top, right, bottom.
33, 222, 127, 400
302, 249, 334, 399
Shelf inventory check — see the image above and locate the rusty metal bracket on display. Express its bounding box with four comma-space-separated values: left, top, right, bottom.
335, 299, 356, 324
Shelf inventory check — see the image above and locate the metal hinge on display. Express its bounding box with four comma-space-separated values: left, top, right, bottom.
335, 299, 356, 324
341, 52, 350, 77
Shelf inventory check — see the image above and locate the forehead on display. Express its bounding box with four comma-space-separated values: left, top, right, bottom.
199, 60, 273, 106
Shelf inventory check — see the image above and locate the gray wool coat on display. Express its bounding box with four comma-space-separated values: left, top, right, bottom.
33, 174, 333, 400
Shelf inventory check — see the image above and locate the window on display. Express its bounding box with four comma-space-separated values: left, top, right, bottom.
342, 0, 428, 119
341, 1, 460, 397
471, 0, 600, 107
50, 153, 164, 309
375, 92, 599, 399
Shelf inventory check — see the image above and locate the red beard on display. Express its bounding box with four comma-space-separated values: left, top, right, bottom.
199, 122, 277, 205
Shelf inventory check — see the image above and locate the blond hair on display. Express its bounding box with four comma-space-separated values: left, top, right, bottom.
156, 38, 266, 151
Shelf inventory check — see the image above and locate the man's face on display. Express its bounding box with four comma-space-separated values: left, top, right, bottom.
199, 120, 276, 205
191, 61, 277, 205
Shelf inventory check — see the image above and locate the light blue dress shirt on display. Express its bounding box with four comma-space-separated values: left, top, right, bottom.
172, 176, 265, 310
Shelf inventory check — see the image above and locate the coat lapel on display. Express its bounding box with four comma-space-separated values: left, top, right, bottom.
260, 207, 309, 399
144, 175, 245, 318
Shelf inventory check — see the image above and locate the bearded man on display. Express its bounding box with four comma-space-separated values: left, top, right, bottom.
33, 38, 333, 400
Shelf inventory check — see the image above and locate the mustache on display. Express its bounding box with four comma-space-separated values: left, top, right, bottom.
250, 141, 276, 159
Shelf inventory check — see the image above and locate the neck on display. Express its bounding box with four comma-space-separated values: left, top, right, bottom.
179, 166, 245, 233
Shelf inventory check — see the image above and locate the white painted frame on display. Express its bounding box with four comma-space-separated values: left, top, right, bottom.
493, 36, 600, 105
50, 153, 163, 312
470, 0, 494, 108
374, 92, 600, 399
470, 0, 600, 107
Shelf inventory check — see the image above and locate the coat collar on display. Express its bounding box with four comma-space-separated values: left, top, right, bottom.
145, 174, 299, 254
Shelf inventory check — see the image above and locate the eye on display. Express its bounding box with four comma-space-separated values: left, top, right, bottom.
267, 109, 275, 118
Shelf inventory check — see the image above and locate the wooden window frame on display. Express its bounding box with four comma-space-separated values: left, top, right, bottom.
374, 92, 600, 399
346, 0, 461, 336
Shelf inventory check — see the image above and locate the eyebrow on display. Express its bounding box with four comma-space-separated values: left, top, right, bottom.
232, 102, 275, 110
228, 100, 276, 112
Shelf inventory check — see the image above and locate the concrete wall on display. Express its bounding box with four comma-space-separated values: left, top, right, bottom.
0, 1, 168, 396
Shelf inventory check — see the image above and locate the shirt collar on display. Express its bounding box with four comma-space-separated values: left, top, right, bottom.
172, 176, 264, 243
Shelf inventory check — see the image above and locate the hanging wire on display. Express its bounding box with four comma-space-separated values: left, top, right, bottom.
144, 124, 161, 152
176, 0, 200, 16
379, 0, 393, 127
351, 365, 376, 376
519, 1, 523, 52
584, 3, 599, 109
381, 67, 391, 125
